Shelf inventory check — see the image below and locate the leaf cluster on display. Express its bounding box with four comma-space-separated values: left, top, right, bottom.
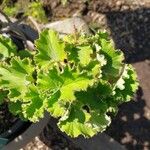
2, 0, 48, 23
0, 30, 139, 138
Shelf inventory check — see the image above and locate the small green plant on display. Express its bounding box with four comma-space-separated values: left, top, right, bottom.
1, 0, 47, 23
25, 1, 48, 23
61, 0, 68, 5
0, 30, 138, 138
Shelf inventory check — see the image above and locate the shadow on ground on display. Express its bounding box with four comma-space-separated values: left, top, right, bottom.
105, 87, 150, 150
105, 8, 150, 63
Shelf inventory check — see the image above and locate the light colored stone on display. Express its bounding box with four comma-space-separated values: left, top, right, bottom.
0, 14, 7, 22
42, 17, 91, 36
0, 14, 16, 23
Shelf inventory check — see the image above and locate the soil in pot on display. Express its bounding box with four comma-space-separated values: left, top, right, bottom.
0, 102, 18, 135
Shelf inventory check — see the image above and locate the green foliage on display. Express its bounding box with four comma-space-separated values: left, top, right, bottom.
3, 6, 18, 17
35, 30, 66, 68
61, 0, 68, 5
0, 30, 139, 138
0, 57, 34, 101
2, 0, 47, 23
25, 1, 48, 23
0, 35, 17, 60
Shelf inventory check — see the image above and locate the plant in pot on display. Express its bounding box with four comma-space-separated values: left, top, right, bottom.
0, 28, 138, 147
0, 13, 47, 149
0, 31, 33, 148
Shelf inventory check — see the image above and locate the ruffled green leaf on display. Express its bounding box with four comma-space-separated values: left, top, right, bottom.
81, 60, 102, 78
37, 67, 63, 92
37, 65, 95, 118
22, 85, 47, 122
77, 45, 93, 66
100, 38, 124, 77
58, 106, 95, 138
58, 83, 112, 137
47, 91, 66, 117
37, 66, 94, 102
35, 29, 67, 68
60, 68, 94, 101
75, 83, 112, 113
0, 57, 34, 101
114, 65, 139, 101
18, 49, 34, 59
58, 105, 111, 138
0, 34, 17, 60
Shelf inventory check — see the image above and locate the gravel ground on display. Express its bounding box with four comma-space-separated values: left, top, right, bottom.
21, 137, 50, 150
22, 0, 150, 149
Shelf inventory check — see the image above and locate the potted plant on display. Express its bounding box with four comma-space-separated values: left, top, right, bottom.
0, 26, 139, 146
0, 13, 50, 149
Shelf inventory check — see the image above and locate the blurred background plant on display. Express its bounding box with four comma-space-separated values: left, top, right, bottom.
0, 0, 48, 23
61, 0, 68, 5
